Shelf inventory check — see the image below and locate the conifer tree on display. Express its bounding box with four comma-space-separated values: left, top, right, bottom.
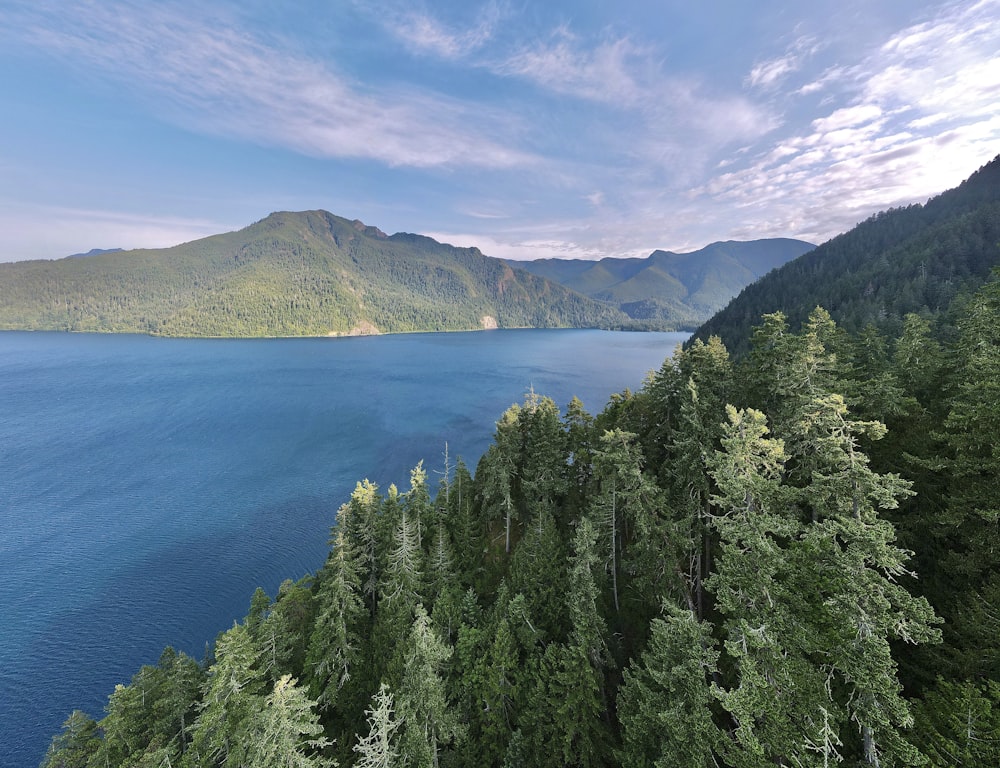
188, 622, 267, 767
340, 479, 383, 620
245, 675, 334, 768
935, 275, 1000, 679
509, 507, 569, 641
353, 684, 402, 768
591, 428, 656, 613
306, 515, 365, 715
40, 710, 100, 768
910, 677, 1000, 767
397, 605, 462, 768
547, 516, 613, 767
259, 577, 315, 682
617, 603, 723, 768
478, 408, 519, 554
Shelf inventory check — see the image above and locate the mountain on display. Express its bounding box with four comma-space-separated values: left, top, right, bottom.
0, 210, 629, 337
511, 238, 814, 330
691, 155, 1000, 355
67, 248, 124, 258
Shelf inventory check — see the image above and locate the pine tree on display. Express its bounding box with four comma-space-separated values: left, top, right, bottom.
353, 684, 402, 768
245, 675, 334, 768
306, 514, 365, 714
617, 603, 723, 768
397, 605, 462, 768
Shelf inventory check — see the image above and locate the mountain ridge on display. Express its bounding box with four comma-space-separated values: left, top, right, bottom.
0, 210, 630, 337
690, 154, 1000, 355
511, 238, 814, 329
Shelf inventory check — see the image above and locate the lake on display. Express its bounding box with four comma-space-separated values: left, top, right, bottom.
0, 328, 687, 766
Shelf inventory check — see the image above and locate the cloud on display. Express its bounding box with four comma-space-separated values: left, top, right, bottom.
747, 36, 819, 89
422, 230, 618, 261
494, 30, 646, 105
0, 203, 231, 262
5, 0, 534, 170
693, 0, 1000, 244
388, 4, 501, 58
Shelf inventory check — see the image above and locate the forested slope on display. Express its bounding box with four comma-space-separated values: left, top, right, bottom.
514, 238, 813, 329
0, 211, 628, 336
692, 155, 1000, 355
42, 272, 1000, 767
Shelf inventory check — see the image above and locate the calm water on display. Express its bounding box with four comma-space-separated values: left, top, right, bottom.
0, 329, 686, 766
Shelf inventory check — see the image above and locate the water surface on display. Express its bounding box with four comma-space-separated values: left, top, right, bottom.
0, 329, 686, 766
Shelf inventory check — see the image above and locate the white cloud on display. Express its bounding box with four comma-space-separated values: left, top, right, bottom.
693, 0, 1000, 245
389, 5, 501, 58
6, 0, 534, 170
811, 104, 883, 133
747, 36, 820, 90
0, 203, 231, 262
421, 230, 608, 261
494, 30, 645, 105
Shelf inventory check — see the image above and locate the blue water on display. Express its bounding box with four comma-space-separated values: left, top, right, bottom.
0, 329, 686, 766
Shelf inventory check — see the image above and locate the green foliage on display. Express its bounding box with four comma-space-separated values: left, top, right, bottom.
245, 675, 334, 768
514, 238, 814, 330
693, 155, 1000, 356
910, 678, 1000, 767
0, 211, 629, 336
40, 710, 100, 768
47, 264, 1000, 767
617, 603, 723, 768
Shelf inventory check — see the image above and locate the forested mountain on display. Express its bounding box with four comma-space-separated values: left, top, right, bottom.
42, 271, 1000, 766
512, 238, 813, 329
692, 155, 1000, 355
0, 211, 628, 336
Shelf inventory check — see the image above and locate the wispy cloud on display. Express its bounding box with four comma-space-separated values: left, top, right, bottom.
4, 0, 533, 170
695, 0, 1000, 244
0, 202, 231, 261
494, 29, 646, 105
388, 4, 502, 59
747, 36, 819, 89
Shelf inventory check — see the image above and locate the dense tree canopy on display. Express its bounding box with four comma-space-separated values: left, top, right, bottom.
42, 268, 1000, 767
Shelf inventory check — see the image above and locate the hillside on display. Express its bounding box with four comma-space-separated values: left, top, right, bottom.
691, 155, 1000, 354
512, 238, 813, 330
0, 211, 628, 337
42, 269, 1000, 767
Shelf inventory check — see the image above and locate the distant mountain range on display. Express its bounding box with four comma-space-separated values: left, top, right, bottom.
67, 247, 124, 259
0, 210, 813, 338
512, 238, 814, 330
0, 211, 633, 336
691, 154, 1000, 355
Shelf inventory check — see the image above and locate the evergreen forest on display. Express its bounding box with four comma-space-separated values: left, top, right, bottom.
692, 156, 1000, 356
0, 211, 629, 337
42, 265, 1000, 766
512, 238, 814, 329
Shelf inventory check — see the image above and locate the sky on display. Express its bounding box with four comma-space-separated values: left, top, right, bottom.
0, 0, 998, 263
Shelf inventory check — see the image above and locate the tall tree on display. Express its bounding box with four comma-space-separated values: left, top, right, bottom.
617, 603, 723, 768
397, 605, 462, 768
353, 684, 402, 768
245, 675, 334, 768
40, 710, 100, 768
305, 515, 365, 715
591, 428, 656, 614
188, 623, 267, 768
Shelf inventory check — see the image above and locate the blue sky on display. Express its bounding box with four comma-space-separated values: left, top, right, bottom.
1, 0, 998, 262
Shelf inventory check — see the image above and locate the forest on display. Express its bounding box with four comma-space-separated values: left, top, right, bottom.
41, 262, 1000, 766
0, 211, 629, 337
693, 156, 1000, 356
